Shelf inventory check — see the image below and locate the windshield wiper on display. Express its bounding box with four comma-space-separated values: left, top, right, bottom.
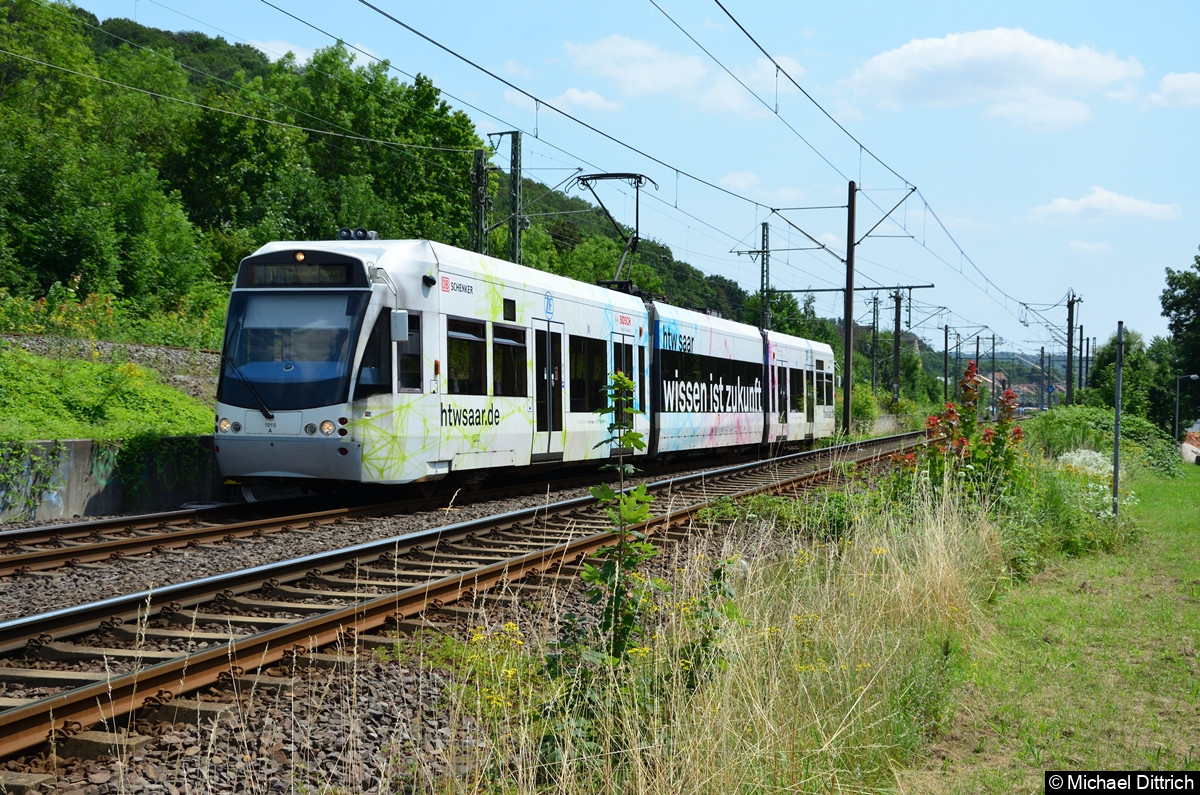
222, 355, 275, 420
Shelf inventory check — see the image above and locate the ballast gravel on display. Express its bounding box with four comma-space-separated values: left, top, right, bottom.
0, 335, 780, 792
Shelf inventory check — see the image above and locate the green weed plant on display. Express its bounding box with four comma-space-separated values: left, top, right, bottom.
539, 372, 741, 779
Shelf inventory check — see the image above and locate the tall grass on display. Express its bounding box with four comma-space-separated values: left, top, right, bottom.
433, 486, 1005, 793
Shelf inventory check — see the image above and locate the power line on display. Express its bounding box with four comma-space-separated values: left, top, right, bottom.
706, 1, 1072, 344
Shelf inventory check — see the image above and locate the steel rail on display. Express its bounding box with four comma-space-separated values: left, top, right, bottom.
0, 450, 769, 571
0, 433, 920, 655
0, 432, 923, 758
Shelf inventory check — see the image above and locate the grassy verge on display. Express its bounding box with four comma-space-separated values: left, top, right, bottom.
899, 465, 1200, 792
0, 341, 211, 441
399, 483, 1008, 793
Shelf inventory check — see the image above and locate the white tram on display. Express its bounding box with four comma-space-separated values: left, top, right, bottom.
214, 238, 836, 486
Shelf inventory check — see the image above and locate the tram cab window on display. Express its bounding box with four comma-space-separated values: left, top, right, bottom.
354, 312, 393, 398
447, 318, 486, 395
397, 312, 421, 391
492, 325, 527, 397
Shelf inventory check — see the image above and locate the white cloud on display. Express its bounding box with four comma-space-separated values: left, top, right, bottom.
1147, 72, 1200, 108
719, 171, 761, 192
503, 89, 536, 112
1031, 186, 1182, 221
1069, 240, 1114, 254
567, 35, 804, 115
845, 28, 1143, 130
504, 59, 535, 79
985, 96, 1092, 132
716, 172, 804, 203
566, 35, 706, 97
249, 39, 315, 65
743, 56, 805, 94
550, 88, 623, 113
817, 232, 844, 251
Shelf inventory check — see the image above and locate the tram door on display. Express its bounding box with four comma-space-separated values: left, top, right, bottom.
612, 334, 637, 451
533, 319, 564, 460
776, 360, 789, 425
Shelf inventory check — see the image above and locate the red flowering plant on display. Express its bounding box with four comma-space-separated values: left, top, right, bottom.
893, 360, 1027, 500
976, 387, 1024, 482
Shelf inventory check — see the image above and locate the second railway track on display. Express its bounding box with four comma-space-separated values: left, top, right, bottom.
0, 432, 922, 763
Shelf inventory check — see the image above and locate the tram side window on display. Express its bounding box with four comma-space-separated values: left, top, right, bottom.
824, 371, 834, 405
354, 312, 392, 399
397, 312, 421, 391
638, 345, 645, 412
569, 335, 607, 413
493, 325, 527, 397
447, 318, 486, 395
790, 368, 804, 413
814, 360, 826, 406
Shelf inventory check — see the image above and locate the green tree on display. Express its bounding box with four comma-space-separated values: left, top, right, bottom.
1160, 247, 1200, 428
0, 0, 99, 120
91, 42, 197, 170
278, 46, 480, 243
1084, 330, 1157, 420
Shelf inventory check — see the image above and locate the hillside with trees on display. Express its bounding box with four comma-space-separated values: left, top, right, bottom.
0, 0, 1030, 421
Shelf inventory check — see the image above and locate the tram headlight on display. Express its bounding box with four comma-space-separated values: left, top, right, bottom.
218, 417, 232, 433
319, 420, 337, 436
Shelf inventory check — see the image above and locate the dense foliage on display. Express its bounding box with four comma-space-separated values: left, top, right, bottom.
0, 0, 941, 421
0, 341, 212, 441
1160, 245, 1200, 431
1022, 403, 1181, 479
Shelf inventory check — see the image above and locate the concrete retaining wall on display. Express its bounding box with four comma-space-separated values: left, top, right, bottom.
0, 437, 220, 523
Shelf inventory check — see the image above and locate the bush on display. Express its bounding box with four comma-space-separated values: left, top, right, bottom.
1023, 405, 1181, 478
849, 384, 878, 435
0, 279, 227, 350
0, 343, 211, 441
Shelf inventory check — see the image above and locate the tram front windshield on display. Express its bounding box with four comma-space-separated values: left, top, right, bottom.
218, 291, 370, 411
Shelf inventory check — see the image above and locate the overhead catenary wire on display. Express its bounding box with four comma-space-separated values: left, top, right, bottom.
64, 0, 1073, 356
250, 0, 770, 274
704, 0, 1073, 352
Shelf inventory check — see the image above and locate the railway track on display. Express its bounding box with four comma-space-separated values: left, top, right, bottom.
0, 452, 767, 577
0, 432, 921, 764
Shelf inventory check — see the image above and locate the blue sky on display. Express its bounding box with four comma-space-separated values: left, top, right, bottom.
73, 0, 1200, 358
